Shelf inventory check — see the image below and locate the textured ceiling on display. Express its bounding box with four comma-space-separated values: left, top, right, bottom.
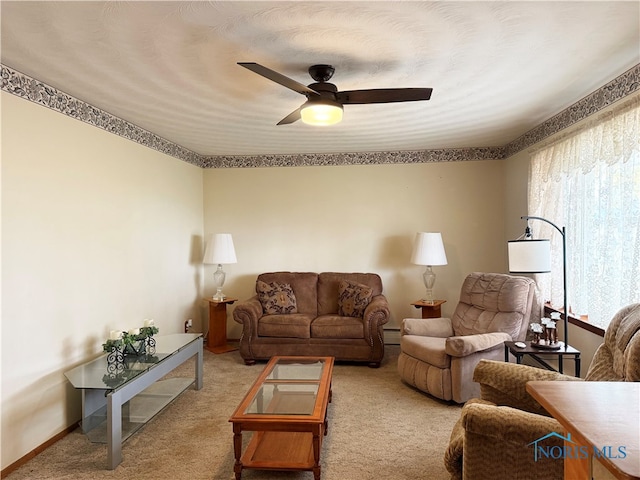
1, 1, 639, 157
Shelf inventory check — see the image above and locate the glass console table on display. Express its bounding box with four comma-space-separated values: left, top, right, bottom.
64, 333, 203, 469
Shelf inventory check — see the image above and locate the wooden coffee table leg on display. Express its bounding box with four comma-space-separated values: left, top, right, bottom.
313, 429, 322, 480
233, 425, 243, 480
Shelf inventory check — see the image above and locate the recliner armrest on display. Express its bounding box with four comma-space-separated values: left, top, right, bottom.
401, 317, 454, 338
445, 332, 511, 357
474, 359, 582, 415
456, 402, 563, 480
462, 401, 561, 442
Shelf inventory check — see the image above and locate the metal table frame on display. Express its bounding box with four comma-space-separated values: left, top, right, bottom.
71, 335, 203, 469
504, 340, 581, 376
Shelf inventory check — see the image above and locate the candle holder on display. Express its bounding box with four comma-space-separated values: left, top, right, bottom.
528, 318, 561, 350
105, 349, 126, 377
103, 322, 159, 369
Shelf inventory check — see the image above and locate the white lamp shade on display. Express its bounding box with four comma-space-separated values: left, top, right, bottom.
411, 232, 448, 266
508, 239, 551, 273
203, 234, 237, 265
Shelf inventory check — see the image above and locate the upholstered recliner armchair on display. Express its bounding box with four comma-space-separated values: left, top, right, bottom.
445, 303, 640, 480
398, 272, 538, 403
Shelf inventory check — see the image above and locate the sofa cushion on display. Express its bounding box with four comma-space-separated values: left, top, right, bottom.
258, 314, 313, 339
257, 280, 298, 315
257, 272, 318, 316
400, 335, 450, 369
311, 315, 364, 339
338, 280, 373, 317
317, 272, 383, 315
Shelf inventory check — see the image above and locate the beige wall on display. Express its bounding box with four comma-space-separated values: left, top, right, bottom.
202, 160, 506, 338
1, 92, 204, 469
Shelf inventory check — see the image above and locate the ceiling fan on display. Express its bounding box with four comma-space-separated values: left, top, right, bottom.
238, 62, 433, 126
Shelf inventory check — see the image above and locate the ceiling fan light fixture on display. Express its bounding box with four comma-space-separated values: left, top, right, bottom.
300, 99, 343, 126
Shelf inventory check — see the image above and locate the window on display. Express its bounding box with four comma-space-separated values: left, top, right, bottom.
529, 96, 640, 329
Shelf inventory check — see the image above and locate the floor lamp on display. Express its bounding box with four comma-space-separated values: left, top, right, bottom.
507, 215, 569, 349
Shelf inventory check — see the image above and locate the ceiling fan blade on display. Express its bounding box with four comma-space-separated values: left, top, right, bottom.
277, 108, 301, 125
238, 62, 320, 98
336, 88, 433, 104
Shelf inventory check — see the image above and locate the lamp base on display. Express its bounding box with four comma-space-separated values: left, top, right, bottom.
212, 287, 226, 301
422, 266, 436, 304
212, 264, 227, 301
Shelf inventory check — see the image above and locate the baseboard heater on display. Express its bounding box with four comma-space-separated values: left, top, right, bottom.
384, 328, 401, 345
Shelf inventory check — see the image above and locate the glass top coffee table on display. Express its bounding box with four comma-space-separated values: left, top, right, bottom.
229, 356, 334, 480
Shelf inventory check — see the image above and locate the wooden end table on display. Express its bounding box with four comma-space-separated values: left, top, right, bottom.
206, 297, 237, 354
411, 299, 446, 318
229, 356, 334, 480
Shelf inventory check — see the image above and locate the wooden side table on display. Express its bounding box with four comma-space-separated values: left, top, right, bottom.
411, 299, 446, 318
206, 297, 238, 354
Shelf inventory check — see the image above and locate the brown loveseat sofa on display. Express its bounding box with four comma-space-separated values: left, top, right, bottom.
232, 272, 390, 366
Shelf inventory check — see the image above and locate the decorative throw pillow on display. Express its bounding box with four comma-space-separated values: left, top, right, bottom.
338, 280, 373, 318
257, 280, 298, 315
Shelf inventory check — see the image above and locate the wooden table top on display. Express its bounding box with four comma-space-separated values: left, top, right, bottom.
526, 381, 640, 480
411, 299, 446, 307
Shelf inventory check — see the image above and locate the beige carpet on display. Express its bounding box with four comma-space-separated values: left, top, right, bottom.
6, 345, 461, 480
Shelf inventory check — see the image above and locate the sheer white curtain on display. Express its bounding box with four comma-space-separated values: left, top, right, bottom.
529, 96, 640, 329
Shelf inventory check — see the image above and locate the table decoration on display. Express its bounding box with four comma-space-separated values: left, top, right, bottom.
102, 319, 159, 370
529, 317, 560, 349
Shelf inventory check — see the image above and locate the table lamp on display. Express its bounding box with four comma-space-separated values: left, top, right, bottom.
411, 232, 448, 304
203, 233, 237, 301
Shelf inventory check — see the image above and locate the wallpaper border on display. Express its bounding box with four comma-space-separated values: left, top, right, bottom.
2, 63, 638, 168
1, 64, 204, 167
504, 64, 640, 157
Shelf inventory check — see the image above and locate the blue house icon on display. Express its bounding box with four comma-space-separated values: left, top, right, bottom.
528, 432, 575, 462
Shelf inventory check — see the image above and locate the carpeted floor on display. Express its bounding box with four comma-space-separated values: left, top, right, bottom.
6, 345, 461, 480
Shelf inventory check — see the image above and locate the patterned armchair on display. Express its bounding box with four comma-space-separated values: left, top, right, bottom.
398, 272, 539, 403
445, 303, 640, 480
